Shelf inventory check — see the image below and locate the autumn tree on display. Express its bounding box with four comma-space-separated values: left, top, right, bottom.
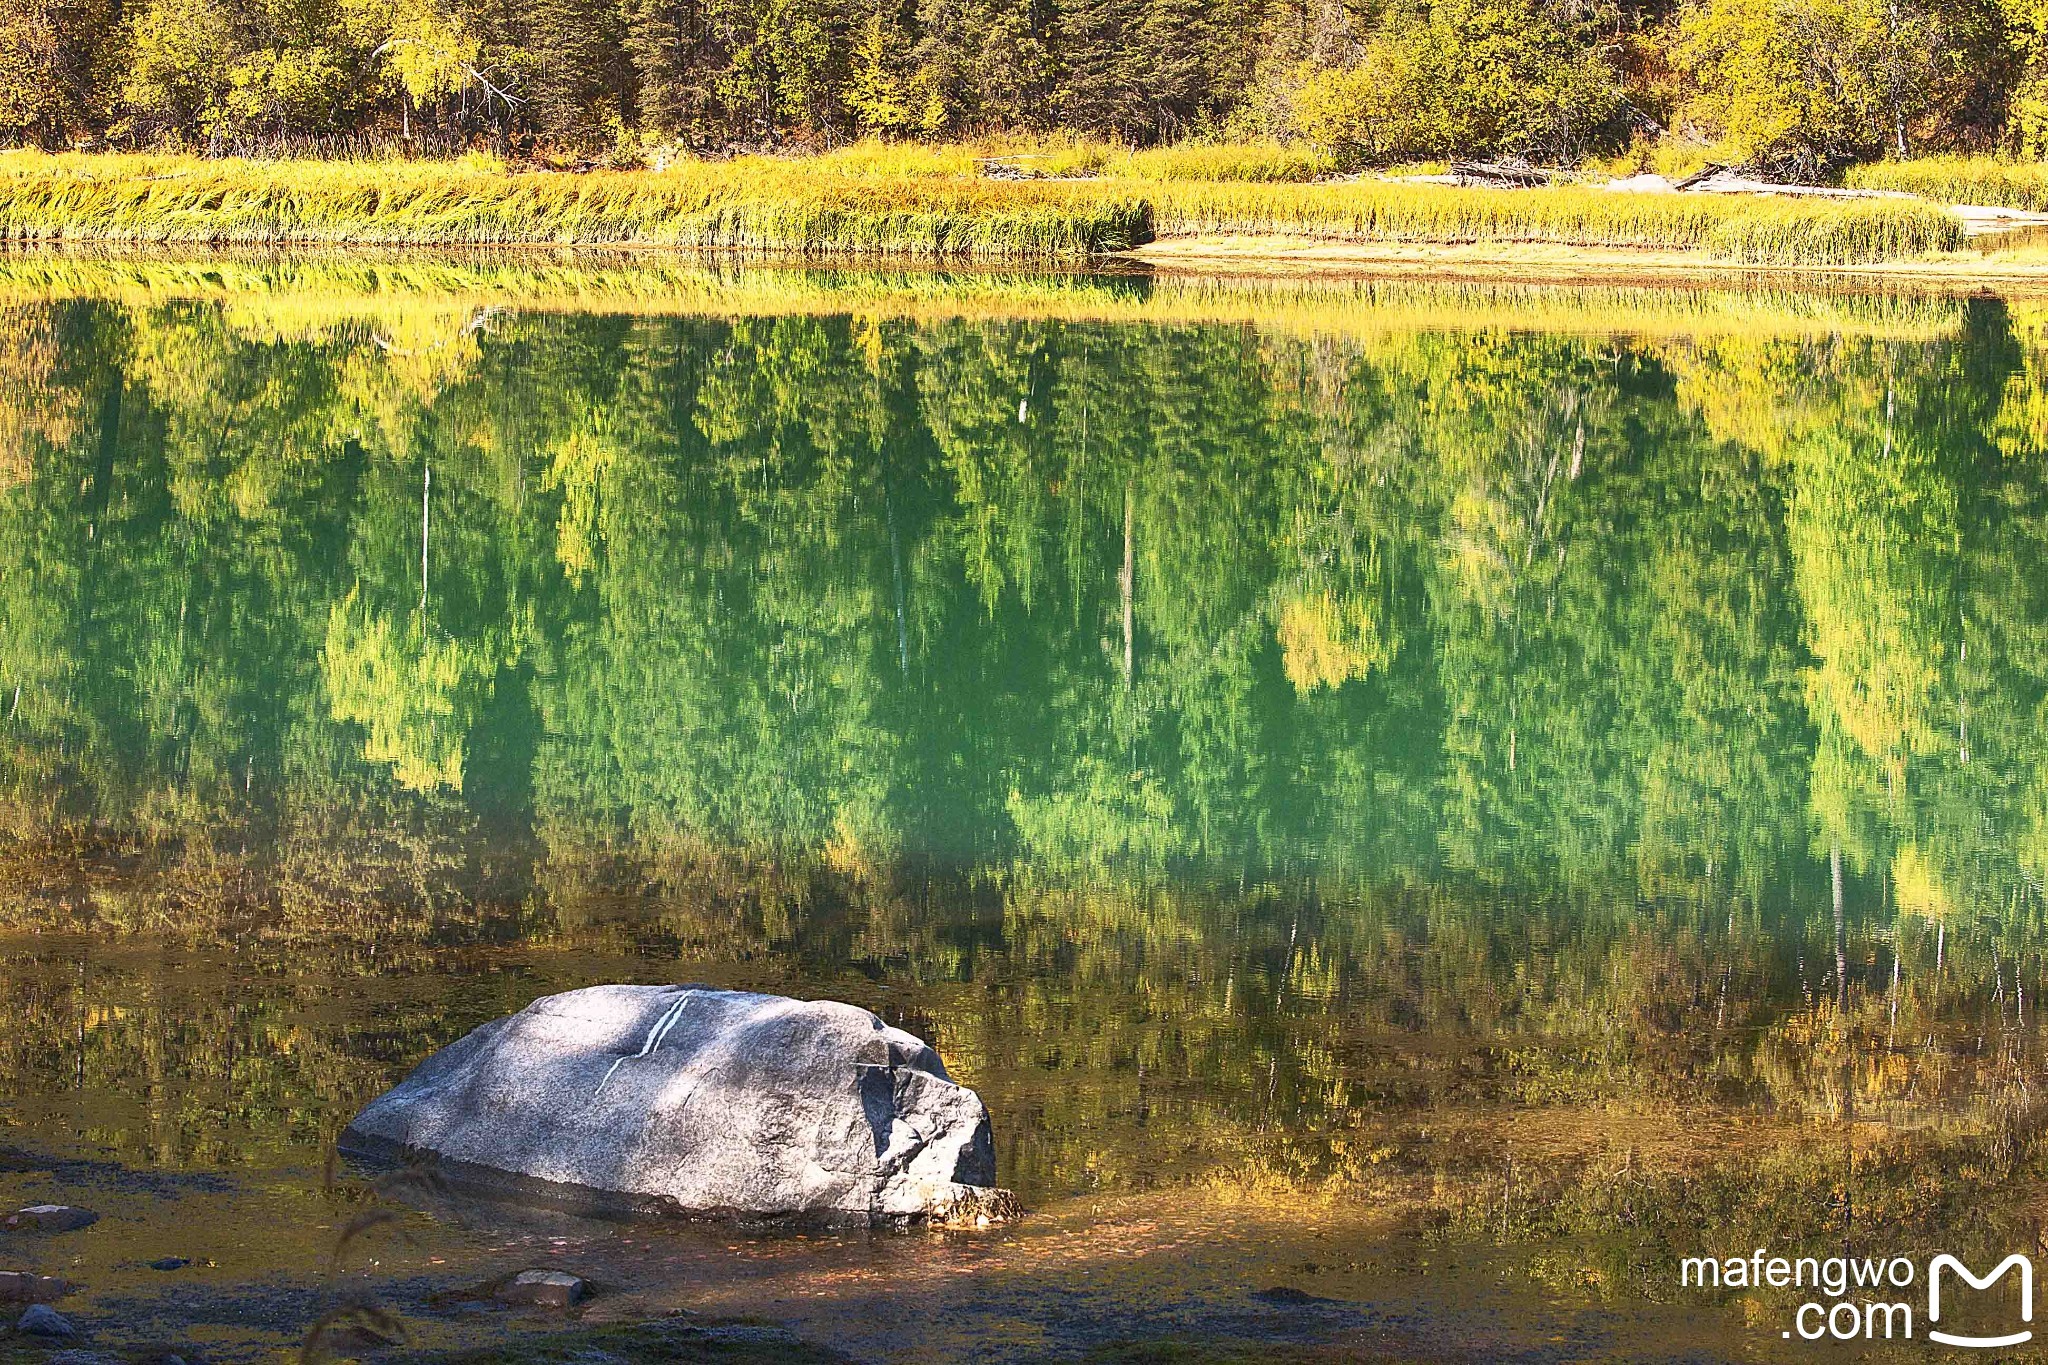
0, 0, 124, 146
1673, 0, 2007, 172
1290, 0, 1624, 164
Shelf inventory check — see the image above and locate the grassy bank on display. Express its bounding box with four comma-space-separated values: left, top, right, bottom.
0, 148, 1975, 265
1848, 156, 2048, 211
0, 152, 1153, 258
1140, 179, 1965, 264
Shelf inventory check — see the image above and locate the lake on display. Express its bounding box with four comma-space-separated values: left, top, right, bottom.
1, 257, 2045, 1361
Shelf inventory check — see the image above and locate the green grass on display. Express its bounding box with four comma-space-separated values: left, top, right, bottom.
0, 148, 1973, 264
1847, 157, 2048, 211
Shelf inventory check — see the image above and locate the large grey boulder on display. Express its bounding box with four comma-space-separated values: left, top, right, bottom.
339, 986, 1012, 1226
16, 1303, 75, 1338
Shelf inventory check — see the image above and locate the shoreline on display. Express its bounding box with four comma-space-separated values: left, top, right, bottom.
12, 229, 2048, 295
14, 232, 2048, 299
0, 150, 2012, 280
0, 246, 1996, 350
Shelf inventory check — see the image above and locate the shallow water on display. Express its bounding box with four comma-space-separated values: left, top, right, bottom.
2, 260, 2047, 1360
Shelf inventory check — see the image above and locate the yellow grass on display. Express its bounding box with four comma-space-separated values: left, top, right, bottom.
0, 147, 1972, 265
0, 150, 1151, 258
1847, 157, 2048, 212
1133, 179, 1967, 264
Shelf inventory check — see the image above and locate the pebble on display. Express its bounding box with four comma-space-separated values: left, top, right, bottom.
495, 1269, 591, 1308
17, 1303, 77, 1338
148, 1257, 191, 1271
3, 1205, 99, 1234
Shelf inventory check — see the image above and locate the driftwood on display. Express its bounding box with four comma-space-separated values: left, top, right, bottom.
1671, 163, 1731, 191
1678, 167, 1915, 200
974, 155, 1055, 181
1451, 159, 1556, 188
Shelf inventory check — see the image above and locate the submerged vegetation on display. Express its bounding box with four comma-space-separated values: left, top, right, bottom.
0, 149, 1978, 262
384, 1319, 851, 1364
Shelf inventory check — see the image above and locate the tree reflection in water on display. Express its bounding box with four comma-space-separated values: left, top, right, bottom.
2, 267, 2047, 1328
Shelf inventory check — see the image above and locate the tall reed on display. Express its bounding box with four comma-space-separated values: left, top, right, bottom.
0, 153, 1151, 258
0, 150, 1971, 264
1138, 180, 1968, 264
1847, 158, 2048, 212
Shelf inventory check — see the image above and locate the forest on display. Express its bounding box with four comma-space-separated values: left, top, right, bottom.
7, 0, 2048, 179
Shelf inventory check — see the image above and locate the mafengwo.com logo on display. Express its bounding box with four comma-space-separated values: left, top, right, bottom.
1681, 1249, 2033, 1346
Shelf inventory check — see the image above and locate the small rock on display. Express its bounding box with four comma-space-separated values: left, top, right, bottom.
4, 1205, 98, 1234
1253, 1284, 1336, 1306
17, 1303, 77, 1338
0, 1270, 74, 1303
495, 1269, 591, 1308
148, 1257, 191, 1271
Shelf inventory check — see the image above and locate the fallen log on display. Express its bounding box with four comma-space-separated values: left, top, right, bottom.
1451, 160, 1555, 188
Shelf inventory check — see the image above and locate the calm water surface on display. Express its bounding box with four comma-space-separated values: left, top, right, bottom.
2, 262, 2047, 1360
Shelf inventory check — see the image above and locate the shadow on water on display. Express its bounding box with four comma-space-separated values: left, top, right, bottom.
3, 261, 2048, 1360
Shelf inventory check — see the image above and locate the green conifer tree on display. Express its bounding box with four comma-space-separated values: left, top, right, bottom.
526, 0, 626, 144
1053, 0, 1139, 136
